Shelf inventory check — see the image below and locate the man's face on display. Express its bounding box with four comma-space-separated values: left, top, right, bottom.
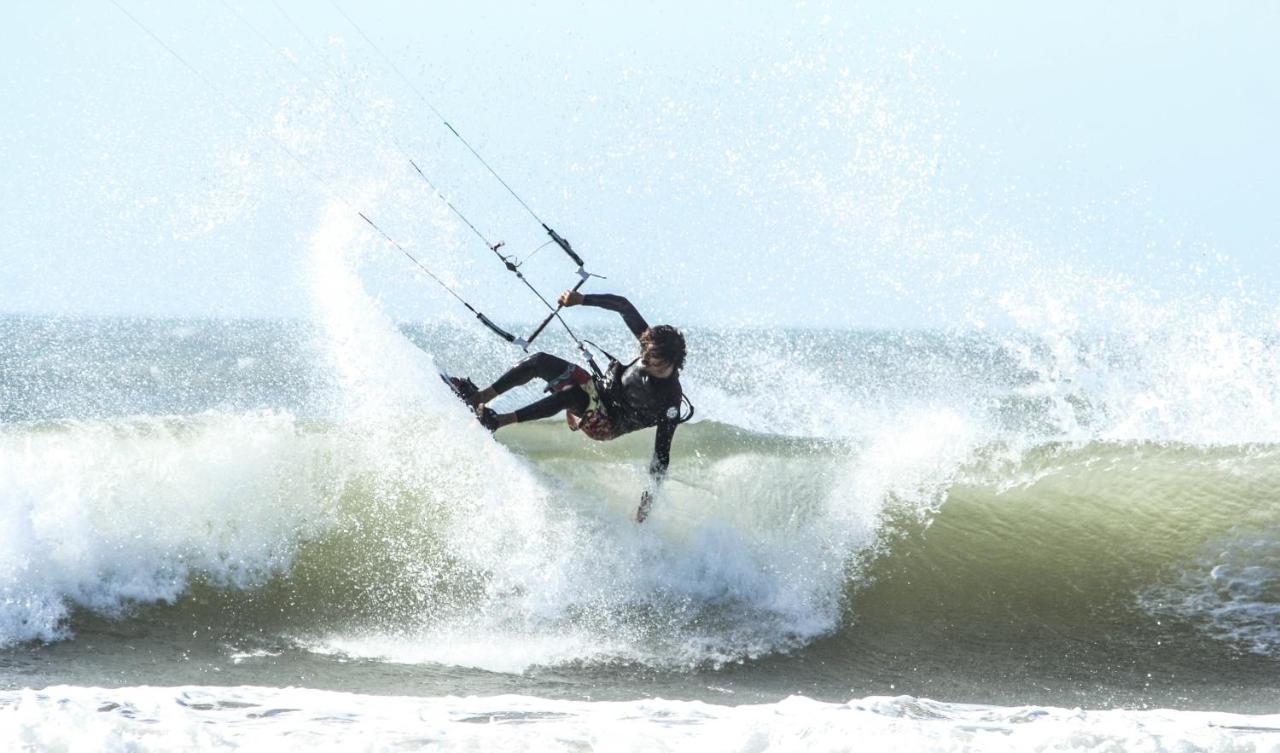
641, 347, 675, 379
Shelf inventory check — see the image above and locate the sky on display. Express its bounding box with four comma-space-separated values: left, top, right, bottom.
2, 1, 1278, 328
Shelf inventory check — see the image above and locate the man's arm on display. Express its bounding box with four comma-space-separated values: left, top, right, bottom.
636, 418, 677, 523
561, 291, 650, 338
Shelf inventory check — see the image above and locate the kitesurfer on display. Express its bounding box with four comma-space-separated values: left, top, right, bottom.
447, 291, 686, 522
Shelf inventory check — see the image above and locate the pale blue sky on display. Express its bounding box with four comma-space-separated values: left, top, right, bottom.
2, 1, 1277, 328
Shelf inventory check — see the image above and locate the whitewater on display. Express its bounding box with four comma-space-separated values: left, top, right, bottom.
2, 205, 1279, 750
5, 0, 1280, 747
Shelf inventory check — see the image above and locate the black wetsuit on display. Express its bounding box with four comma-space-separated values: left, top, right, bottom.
487, 294, 683, 482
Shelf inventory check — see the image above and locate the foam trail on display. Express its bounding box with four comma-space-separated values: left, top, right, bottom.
305, 202, 448, 419
299, 200, 599, 661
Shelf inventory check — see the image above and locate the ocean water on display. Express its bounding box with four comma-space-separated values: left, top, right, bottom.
8, 0, 1280, 747
2, 218, 1279, 750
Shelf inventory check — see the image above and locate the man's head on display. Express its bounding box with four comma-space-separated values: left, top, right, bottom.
639, 325, 686, 379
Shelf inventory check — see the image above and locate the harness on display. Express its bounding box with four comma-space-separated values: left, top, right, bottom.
585, 341, 697, 425
547, 365, 617, 440
546, 351, 696, 442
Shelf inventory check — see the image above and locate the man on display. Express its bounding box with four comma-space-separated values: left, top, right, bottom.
448, 290, 687, 522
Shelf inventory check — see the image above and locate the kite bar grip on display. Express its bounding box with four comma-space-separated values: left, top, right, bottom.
522, 276, 589, 348
543, 224, 586, 268
476, 312, 518, 343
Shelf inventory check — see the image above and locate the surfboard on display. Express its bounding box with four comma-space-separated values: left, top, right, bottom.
440, 371, 499, 431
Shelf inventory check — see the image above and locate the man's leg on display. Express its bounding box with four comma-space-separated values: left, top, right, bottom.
471, 352, 574, 405
500, 385, 590, 427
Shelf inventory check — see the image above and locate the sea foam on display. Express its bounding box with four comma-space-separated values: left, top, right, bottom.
3, 686, 1279, 753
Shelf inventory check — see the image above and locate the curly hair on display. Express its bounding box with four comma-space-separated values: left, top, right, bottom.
639, 325, 686, 371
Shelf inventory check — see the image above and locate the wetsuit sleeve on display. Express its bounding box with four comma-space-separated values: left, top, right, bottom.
649, 417, 677, 483
580, 293, 650, 339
